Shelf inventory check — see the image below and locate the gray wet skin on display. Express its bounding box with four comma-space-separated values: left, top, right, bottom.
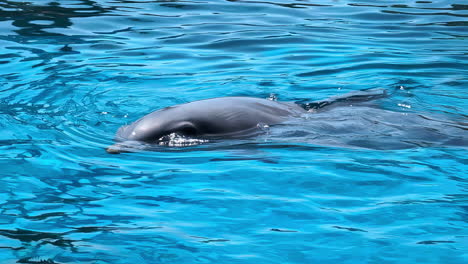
107, 89, 387, 153
116, 97, 305, 141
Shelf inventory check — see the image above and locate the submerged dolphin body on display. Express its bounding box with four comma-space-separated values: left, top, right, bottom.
106, 89, 388, 153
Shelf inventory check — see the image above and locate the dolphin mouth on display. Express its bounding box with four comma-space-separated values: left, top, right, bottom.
106, 145, 126, 154
106, 144, 128, 154
105, 141, 145, 154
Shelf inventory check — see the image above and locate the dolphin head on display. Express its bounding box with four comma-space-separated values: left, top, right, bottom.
108, 110, 198, 154
106, 120, 167, 154
115, 109, 171, 141
116, 121, 166, 142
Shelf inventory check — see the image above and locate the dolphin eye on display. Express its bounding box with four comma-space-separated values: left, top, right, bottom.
175, 122, 197, 136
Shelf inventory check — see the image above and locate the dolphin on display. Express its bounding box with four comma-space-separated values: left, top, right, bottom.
106, 89, 387, 153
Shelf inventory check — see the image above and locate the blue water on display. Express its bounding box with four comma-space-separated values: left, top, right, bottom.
1, 0, 467, 263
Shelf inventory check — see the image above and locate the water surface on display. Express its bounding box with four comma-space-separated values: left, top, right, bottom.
0, 0, 467, 263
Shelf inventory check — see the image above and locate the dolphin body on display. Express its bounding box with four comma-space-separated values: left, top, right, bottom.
106, 89, 388, 153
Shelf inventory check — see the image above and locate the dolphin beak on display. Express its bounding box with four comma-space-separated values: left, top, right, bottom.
106, 145, 122, 154
106, 143, 132, 154
105, 141, 144, 154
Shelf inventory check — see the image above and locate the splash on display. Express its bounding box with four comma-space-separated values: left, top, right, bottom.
158, 133, 209, 147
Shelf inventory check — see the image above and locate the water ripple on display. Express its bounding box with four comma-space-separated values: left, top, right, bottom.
0, 0, 467, 263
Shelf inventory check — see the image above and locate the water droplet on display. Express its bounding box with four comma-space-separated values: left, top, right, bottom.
397, 103, 411, 109
267, 94, 278, 101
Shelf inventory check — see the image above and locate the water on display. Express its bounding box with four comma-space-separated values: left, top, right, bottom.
0, 0, 467, 263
